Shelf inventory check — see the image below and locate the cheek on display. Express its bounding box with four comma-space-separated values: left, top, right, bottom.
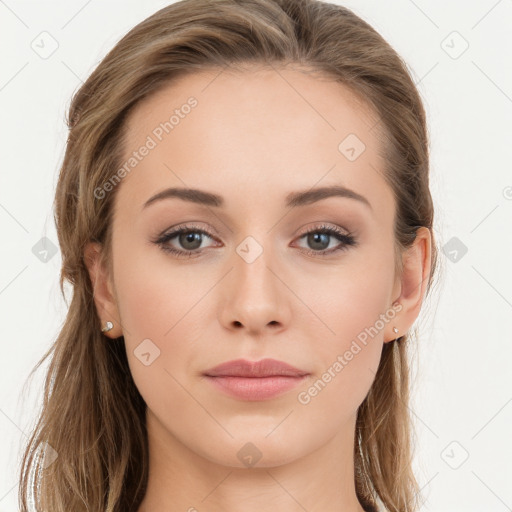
111, 242, 214, 406
302, 254, 395, 347
113, 238, 204, 339
296, 288, 388, 432
300, 249, 395, 407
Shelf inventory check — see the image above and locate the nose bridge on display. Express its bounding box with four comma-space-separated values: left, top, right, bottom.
220, 231, 289, 332
234, 232, 279, 304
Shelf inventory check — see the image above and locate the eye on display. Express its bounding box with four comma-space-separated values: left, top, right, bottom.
152, 222, 357, 259
293, 224, 357, 257
153, 224, 220, 258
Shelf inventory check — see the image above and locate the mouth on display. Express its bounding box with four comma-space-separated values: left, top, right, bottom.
202, 358, 310, 401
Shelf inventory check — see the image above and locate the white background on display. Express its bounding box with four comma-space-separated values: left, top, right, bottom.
1, 1, 511, 511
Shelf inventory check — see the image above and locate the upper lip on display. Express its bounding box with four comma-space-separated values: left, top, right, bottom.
203, 358, 309, 378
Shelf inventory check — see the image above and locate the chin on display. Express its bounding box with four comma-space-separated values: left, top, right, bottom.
196, 430, 312, 470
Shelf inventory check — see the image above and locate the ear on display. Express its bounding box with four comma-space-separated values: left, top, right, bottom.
83, 241, 123, 338
385, 226, 432, 343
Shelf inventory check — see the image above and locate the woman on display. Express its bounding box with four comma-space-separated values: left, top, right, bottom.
18, 0, 438, 511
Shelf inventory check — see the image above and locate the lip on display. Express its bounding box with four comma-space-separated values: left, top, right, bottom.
203, 358, 310, 401
204, 358, 309, 378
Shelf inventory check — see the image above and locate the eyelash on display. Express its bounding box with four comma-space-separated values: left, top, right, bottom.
153, 223, 357, 259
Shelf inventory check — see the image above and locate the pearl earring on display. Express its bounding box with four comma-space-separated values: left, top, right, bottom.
101, 321, 114, 333
393, 327, 398, 334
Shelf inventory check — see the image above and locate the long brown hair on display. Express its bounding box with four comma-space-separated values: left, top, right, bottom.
18, 1, 439, 510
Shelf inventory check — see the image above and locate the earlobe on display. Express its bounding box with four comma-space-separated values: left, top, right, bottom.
83, 242, 123, 338
385, 227, 432, 343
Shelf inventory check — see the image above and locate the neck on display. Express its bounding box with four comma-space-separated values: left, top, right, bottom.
137, 410, 368, 512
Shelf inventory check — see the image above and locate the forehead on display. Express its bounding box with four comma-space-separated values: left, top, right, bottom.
115, 65, 393, 218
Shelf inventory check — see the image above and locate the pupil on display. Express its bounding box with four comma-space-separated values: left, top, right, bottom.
309, 233, 329, 250
180, 231, 202, 250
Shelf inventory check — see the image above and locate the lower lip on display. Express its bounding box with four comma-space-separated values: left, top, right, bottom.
204, 375, 308, 401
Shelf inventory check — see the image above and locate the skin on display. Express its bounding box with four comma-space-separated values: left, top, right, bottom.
85, 65, 431, 512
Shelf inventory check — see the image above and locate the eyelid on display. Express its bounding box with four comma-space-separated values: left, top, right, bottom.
295, 222, 350, 237
157, 221, 219, 238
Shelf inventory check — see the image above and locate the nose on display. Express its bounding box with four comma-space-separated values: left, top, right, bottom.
218, 241, 291, 335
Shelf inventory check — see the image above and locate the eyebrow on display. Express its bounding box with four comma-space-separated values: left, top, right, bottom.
142, 185, 372, 211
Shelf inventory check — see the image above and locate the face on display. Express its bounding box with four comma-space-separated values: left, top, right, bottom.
96, 66, 406, 468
